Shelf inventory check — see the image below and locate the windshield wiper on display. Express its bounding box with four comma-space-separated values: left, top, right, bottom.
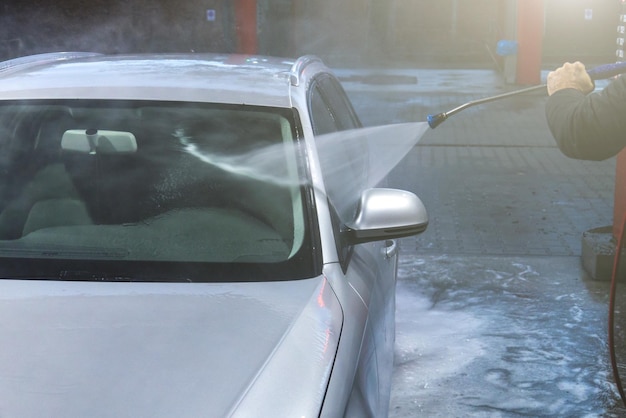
58, 270, 192, 282
0, 244, 128, 259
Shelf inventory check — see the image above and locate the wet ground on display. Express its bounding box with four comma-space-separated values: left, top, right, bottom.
391, 255, 625, 417
339, 68, 626, 416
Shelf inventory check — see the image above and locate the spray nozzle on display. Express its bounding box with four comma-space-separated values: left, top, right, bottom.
427, 113, 448, 129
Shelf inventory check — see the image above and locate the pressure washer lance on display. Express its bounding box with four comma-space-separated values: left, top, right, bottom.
427, 61, 626, 129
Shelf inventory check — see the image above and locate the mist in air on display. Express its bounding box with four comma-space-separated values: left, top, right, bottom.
316, 122, 429, 219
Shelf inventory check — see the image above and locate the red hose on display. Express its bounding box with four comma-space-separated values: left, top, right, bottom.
609, 212, 626, 406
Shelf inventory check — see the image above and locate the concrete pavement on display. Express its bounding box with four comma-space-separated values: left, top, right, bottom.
338, 67, 626, 416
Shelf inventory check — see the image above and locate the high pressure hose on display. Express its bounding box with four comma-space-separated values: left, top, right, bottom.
427, 62, 626, 129
609, 213, 626, 407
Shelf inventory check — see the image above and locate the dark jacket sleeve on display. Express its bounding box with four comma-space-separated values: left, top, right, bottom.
545, 75, 626, 161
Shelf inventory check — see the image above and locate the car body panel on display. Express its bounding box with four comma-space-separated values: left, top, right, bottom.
0, 276, 341, 417
321, 241, 399, 417
0, 54, 294, 107
0, 52, 428, 417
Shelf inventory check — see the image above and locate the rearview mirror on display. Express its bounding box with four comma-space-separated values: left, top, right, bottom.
343, 188, 428, 245
62, 129, 137, 154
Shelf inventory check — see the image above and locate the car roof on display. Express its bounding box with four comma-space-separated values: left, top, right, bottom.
0, 52, 327, 107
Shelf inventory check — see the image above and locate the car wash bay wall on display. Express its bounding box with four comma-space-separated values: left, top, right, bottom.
278, 0, 619, 67
0, 0, 534, 64
286, 0, 503, 66
0, 1, 237, 58
542, 0, 619, 65
0, 1, 622, 65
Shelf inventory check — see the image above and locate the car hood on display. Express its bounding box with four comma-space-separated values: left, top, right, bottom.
0, 275, 342, 417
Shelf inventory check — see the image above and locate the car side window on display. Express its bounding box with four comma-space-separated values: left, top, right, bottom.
309, 74, 361, 134
309, 74, 365, 187
309, 85, 337, 136
309, 73, 367, 199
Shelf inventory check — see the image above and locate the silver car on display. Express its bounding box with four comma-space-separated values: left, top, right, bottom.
0, 52, 427, 417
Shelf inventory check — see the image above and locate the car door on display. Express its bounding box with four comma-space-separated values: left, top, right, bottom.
308, 73, 398, 417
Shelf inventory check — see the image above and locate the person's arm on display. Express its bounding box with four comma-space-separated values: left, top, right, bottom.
546, 62, 626, 161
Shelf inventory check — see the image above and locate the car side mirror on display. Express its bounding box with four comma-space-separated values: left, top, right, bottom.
343, 188, 428, 245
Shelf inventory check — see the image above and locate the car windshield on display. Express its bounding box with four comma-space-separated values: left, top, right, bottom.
0, 100, 317, 282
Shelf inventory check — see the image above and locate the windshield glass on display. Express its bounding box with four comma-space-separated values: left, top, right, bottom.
0, 100, 316, 282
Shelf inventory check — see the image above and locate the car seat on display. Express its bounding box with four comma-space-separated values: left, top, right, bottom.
0, 107, 84, 239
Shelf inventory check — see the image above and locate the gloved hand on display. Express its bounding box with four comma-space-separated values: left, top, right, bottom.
547, 61, 595, 96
